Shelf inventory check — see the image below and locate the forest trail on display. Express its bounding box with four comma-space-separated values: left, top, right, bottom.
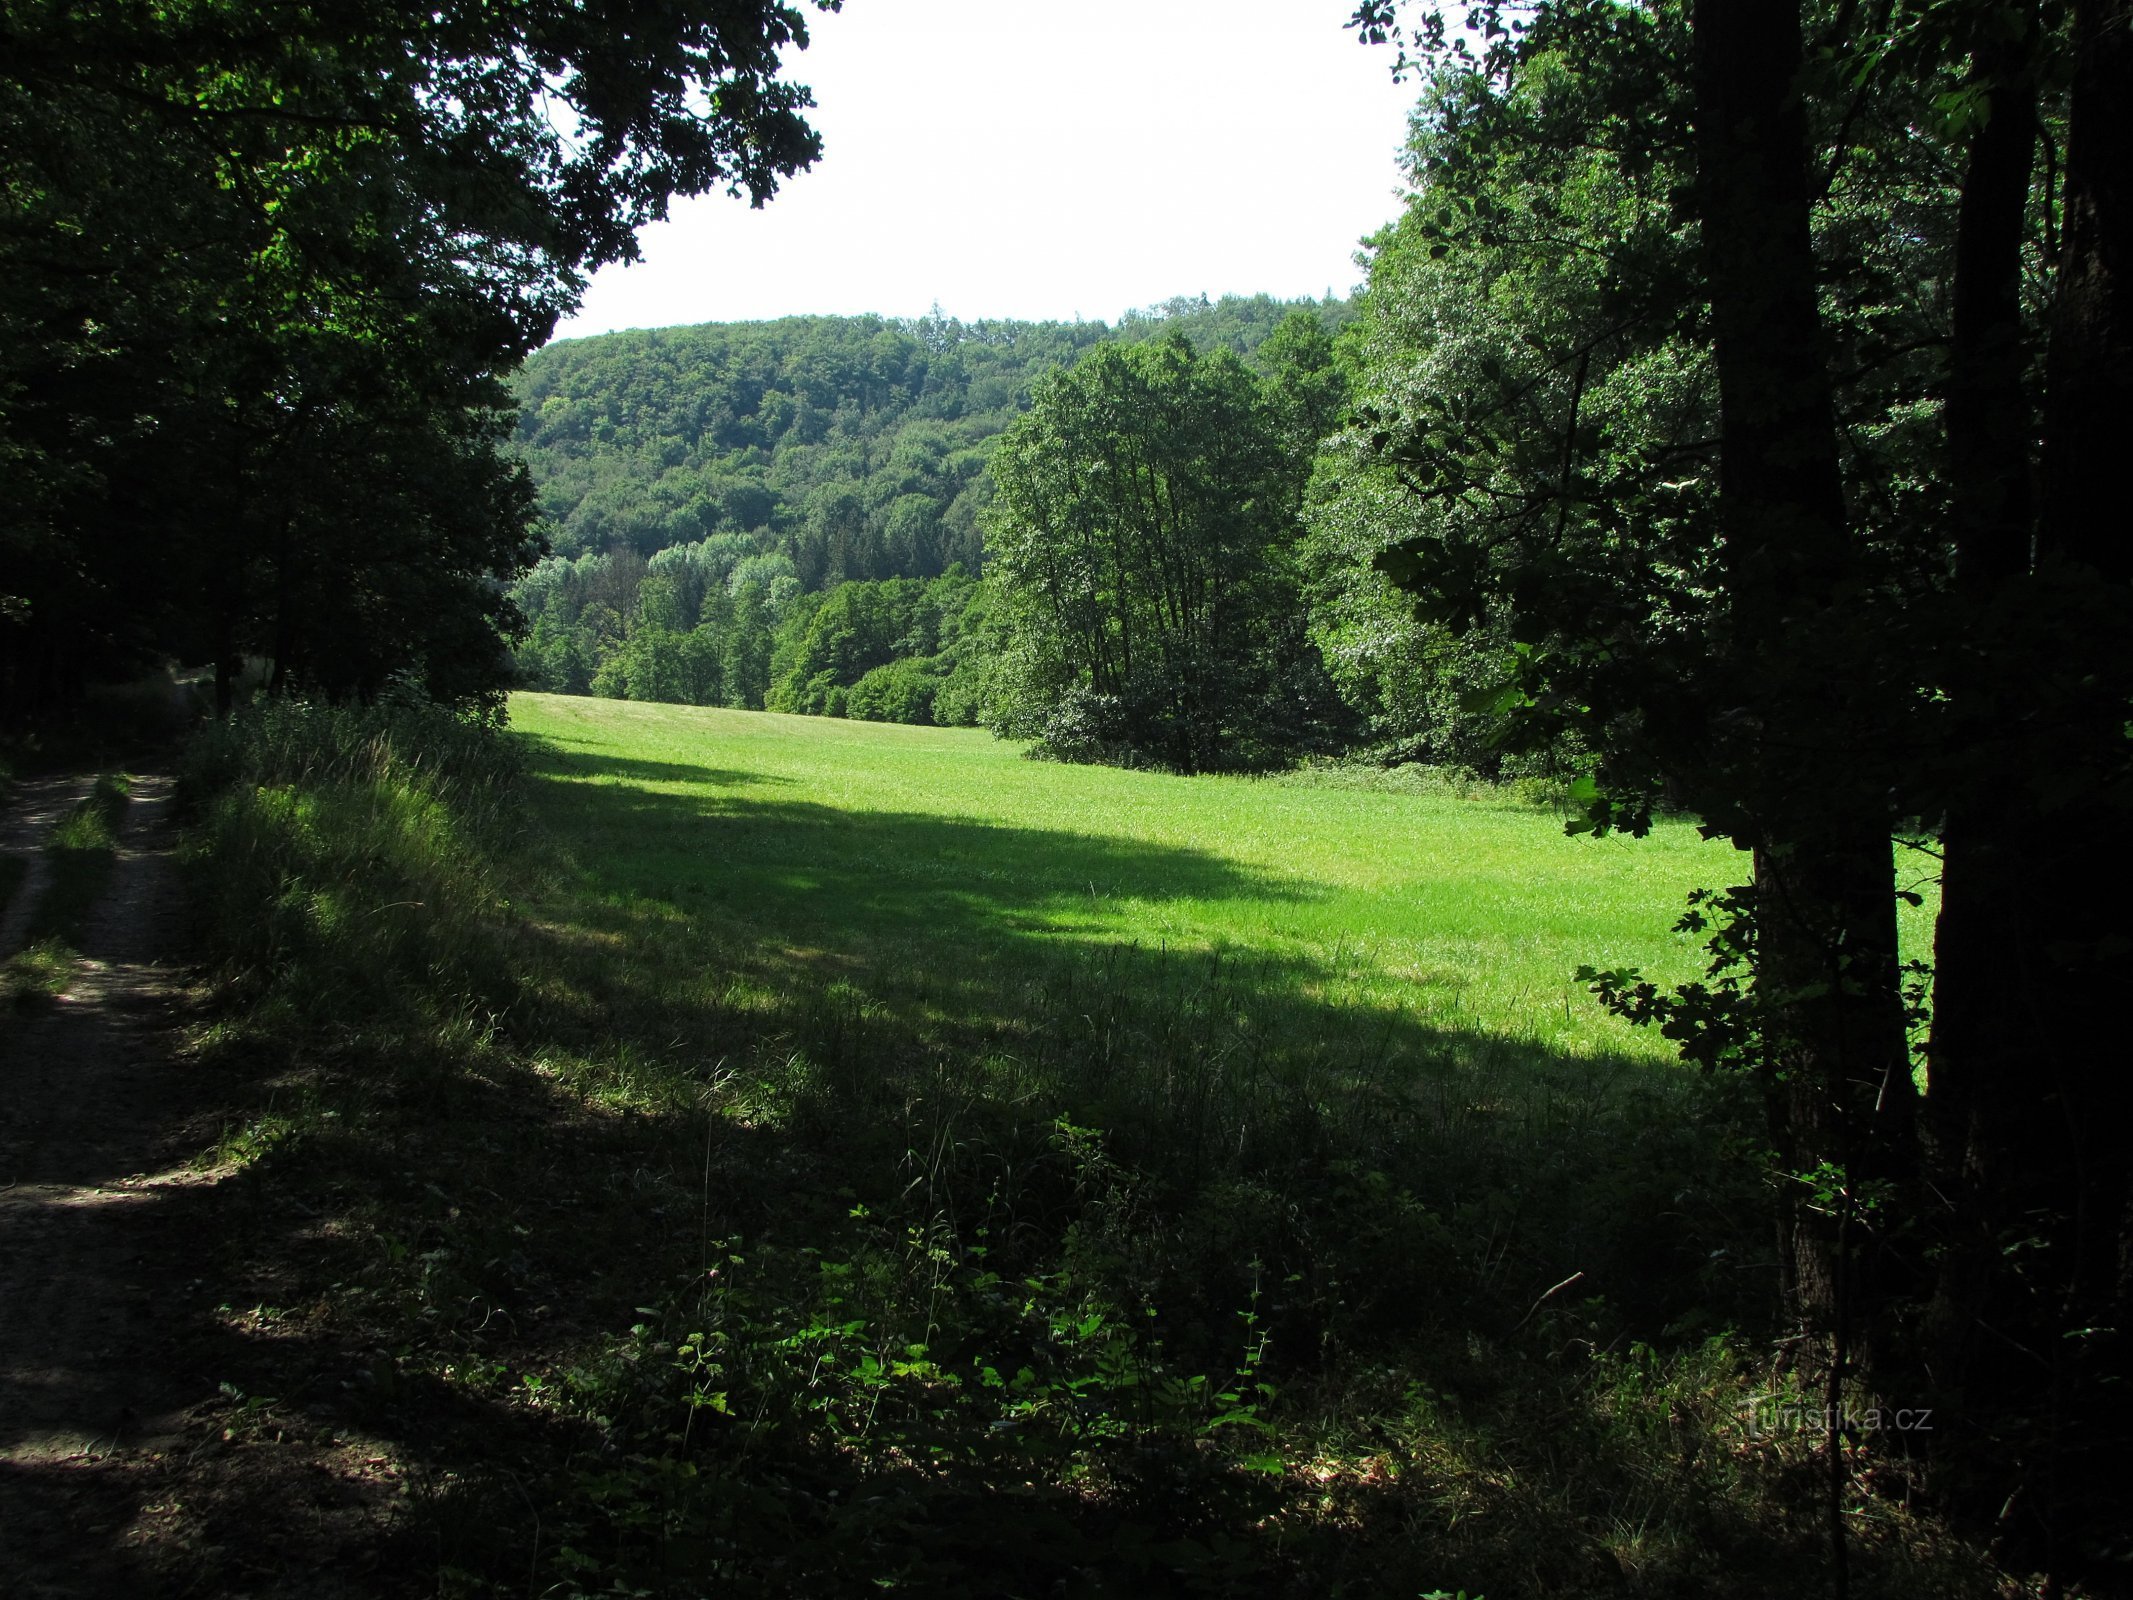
0, 773, 96, 954
0, 772, 226, 1592
0, 774, 411, 1597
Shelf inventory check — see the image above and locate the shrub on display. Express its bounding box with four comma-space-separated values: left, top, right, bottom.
844, 657, 941, 725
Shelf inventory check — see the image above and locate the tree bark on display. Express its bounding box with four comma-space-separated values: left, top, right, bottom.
1927, 0, 2133, 1577
1691, 0, 1916, 1364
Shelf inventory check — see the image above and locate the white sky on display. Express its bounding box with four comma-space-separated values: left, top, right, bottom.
551, 0, 1422, 342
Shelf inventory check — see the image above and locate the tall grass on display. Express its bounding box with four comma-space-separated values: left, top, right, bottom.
180, 701, 523, 1037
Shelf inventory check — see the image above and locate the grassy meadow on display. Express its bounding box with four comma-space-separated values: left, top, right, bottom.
169, 696, 1978, 1599
511, 691, 1737, 1063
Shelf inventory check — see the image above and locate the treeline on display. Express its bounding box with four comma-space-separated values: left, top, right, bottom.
513, 296, 1338, 573
522, 556, 996, 727
511, 296, 1532, 772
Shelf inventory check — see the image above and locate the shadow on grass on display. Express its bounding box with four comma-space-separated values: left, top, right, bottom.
484, 738, 1920, 1594
510, 744, 1766, 1328
523, 736, 1309, 927
532, 748, 796, 791
59, 732, 1986, 1600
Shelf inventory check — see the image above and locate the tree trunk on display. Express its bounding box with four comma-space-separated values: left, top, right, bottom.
1927, 0, 2133, 1577
1691, 0, 1916, 1363
1921, 0, 2042, 1534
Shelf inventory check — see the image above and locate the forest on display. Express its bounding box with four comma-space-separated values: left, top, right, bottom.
505, 295, 1533, 774
2, 0, 2130, 1596
505, 299, 1389, 763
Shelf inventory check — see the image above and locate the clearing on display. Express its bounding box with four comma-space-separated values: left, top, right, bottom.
510, 692, 1739, 1065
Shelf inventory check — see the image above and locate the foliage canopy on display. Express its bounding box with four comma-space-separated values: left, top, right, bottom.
0, 0, 836, 713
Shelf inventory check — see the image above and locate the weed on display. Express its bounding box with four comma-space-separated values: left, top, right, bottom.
2, 935, 77, 1010
200, 1112, 300, 1172
10, 772, 133, 954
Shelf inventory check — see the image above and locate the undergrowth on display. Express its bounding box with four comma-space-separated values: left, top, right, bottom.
36, 771, 132, 932
175, 700, 2004, 1600
2, 936, 76, 1010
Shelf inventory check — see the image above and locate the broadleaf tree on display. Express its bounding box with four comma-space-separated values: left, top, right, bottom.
0, 0, 837, 715
986, 334, 1339, 772
1341, 0, 2130, 1576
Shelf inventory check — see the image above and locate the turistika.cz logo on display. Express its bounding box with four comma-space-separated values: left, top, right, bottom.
1739, 1398, 1934, 1439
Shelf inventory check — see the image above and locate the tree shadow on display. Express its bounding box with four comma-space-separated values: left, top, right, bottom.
470, 730, 1989, 1595
527, 780, 1309, 947
524, 747, 793, 791
8, 734, 1978, 1599
507, 731, 1757, 1332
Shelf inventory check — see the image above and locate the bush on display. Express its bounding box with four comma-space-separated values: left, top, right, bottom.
1029, 686, 1133, 766
844, 657, 941, 725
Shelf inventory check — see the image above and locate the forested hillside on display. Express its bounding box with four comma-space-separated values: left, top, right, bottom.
514, 295, 1332, 572
505, 295, 1382, 752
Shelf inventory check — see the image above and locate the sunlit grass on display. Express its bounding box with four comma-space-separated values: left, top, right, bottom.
32, 772, 131, 941
2, 936, 76, 1011
2, 773, 132, 1011
514, 693, 1759, 1063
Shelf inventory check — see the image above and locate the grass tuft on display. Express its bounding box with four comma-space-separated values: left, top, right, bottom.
2, 772, 133, 1009
2, 936, 78, 1011
27, 771, 131, 941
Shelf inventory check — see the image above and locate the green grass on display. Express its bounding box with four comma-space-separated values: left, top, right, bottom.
32, 772, 131, 939
510, 692, 1741, 1065
167, 697, 1981, 1600
2, 937, 76, 1010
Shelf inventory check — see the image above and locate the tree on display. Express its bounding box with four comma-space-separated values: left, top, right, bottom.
0, 0, 837, 715
986, 336, 1311, 772
1915, 0, 2133, 1560
1687, 0, 1917, 1381
1343, 0, 2130, 1577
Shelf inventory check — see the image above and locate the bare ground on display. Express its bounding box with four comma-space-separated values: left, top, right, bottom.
0, 777, 417, 1597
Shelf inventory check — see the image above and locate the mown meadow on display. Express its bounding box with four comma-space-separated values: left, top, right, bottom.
174, 697, 1975, 1599
512, 691, 1733, 1065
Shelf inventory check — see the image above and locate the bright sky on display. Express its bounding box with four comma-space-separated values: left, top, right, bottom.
552, 0, 1422, 342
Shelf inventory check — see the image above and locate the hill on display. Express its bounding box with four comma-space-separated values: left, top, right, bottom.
513, 295, 1345, 578
504, 297, 1349, 705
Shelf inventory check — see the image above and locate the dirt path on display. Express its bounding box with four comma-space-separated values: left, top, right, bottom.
0, 774, 233, 1592
0, 773, 96, 954
0, 773, 447, 1598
